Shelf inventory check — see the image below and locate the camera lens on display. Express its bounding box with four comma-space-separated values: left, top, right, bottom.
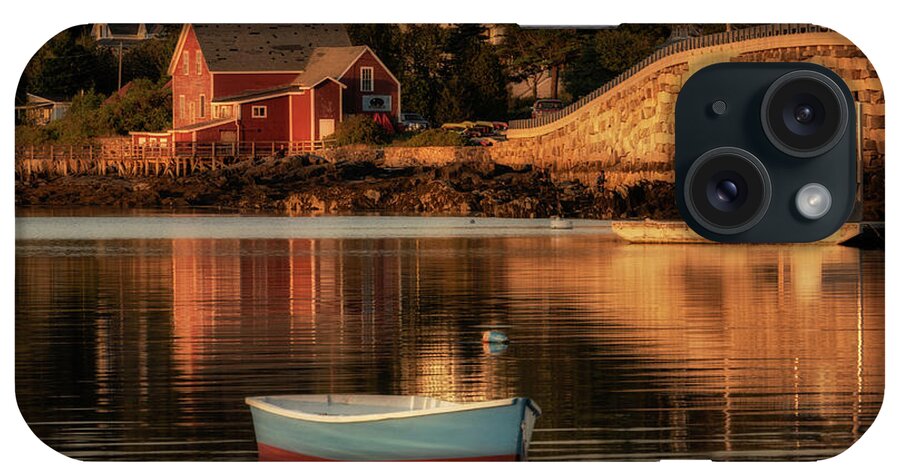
793, 104, 815, 124
761, 70, 849, 158
711, 177, 743, 210
684, 147, 772, 235
716, 180, 738, 202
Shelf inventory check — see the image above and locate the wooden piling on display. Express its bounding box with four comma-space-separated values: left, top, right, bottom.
14, 139, 332, 179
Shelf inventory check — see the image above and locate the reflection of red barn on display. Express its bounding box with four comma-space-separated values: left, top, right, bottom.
131, 24, 400, 150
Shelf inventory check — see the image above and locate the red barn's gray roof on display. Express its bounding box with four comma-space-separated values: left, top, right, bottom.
191, 24, 352, 72
293, 46, 367, 86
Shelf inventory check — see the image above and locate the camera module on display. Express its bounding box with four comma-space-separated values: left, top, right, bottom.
676, 63, 856, 242
683, 147, 772, 235
761, 70, 849, 158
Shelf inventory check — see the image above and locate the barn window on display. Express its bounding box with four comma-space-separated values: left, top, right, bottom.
199, 95, 206, 118
179, 95, 186, 119
196, 51, 203, 75
360, 67, 374, 92
216, 105, 233, 119
182, 54, 189, 75
251, 105, 267, 118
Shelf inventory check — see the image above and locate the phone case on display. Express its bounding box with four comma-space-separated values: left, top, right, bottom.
14, 22, 884, 462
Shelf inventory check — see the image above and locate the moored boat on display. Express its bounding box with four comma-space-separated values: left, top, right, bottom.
611, 220, 862, 244
549, 216, 573, 229
245, 394, 541, 461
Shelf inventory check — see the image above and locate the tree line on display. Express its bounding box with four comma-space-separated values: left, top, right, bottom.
17, 24, 178, 104
350, 24, 679, 124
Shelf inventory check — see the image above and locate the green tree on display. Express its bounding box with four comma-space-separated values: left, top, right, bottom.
461, 45, 508, 120
17, 25, 117, 103
100, 78, 172, 134
541, 28, 579, 99
438, 24, 508, 122
121, 25, 180, 84
562, 25, 671, 102
560, 31, 610, 100
395, 24, 448, 123
499, 26, 577, 100
594, 25, 669, 72
498, 26, 550, 100
346, 24, 403, 74
433, 77, 472, 124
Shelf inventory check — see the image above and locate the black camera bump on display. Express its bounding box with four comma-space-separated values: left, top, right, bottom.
675, 63, 856, 243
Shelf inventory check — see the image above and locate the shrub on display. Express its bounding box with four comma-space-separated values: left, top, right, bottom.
15, 125, 55, 145
100, 78, 172, 134
395, 129, 467, 147
330, 115, 389, 146
48, 91, 110, 143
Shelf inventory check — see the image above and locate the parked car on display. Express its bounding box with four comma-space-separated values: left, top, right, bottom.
531, 99, 564, 118
441, 121, 510, 145
399, 112, 430, 131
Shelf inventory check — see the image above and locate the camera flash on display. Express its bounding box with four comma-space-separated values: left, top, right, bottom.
795, 183, 832, 220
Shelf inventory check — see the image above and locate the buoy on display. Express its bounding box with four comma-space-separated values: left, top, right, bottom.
481, 330, 509, 343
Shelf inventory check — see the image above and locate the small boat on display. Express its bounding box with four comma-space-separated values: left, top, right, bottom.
549, 216, 573, 230
245, 394, 541, 461
611, 220, 863, 245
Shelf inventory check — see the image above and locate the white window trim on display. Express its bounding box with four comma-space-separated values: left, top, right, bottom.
215, 104, 234, 119
182, 54, 189, 75
196, 51, 202, 75
199, 94, 206, 118
360, 66, 374, 92
251, 105, 268, 119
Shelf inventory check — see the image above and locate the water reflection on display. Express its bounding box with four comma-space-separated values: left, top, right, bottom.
15, 233, 883, 461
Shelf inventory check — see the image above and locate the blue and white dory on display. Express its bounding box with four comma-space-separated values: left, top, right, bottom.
245, 394, 542, 461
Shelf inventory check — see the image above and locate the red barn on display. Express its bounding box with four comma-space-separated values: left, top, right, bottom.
132, 24, 400, 150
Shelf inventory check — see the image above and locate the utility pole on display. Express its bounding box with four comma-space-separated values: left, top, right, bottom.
117, 41, 123, 91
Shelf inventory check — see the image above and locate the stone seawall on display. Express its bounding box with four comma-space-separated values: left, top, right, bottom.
320, 145, 492, 167
382, 147, 491, 167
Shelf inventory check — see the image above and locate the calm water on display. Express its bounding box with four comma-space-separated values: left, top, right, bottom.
15, 215, 884, 461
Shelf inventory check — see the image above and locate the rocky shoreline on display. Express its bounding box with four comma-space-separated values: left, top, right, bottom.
15, 154, 680, 220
